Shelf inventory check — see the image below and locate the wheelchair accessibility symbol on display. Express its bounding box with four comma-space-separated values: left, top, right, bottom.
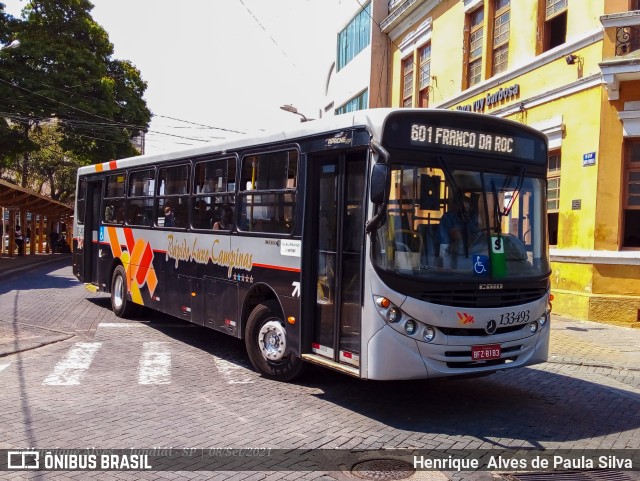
473, 255, 489, 276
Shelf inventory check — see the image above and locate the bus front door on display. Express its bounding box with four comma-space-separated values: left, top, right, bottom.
310, 151, 365, 370
83, 180, 102, 285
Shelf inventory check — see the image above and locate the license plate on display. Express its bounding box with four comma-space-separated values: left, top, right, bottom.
471, 344, 501, 361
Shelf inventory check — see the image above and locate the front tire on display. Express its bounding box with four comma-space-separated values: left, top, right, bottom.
245, 302, 304, 381
111, 265, 139, 318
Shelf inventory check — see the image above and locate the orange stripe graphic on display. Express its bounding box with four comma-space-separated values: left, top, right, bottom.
107, 226, 121, 258
123, 228, 135, 253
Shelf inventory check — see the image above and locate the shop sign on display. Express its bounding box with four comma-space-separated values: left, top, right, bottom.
456, 83, 520, 113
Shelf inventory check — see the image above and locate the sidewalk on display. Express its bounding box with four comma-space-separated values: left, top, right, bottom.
0, 251, 70, 280
0, 252, 75, 356
0, 253, 639, 371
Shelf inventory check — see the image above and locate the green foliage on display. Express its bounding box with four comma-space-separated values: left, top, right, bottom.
21, 122, 89, 202
0, 0, 151, 191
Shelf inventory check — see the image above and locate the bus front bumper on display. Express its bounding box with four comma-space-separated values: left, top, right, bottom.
366, 322, 550, 381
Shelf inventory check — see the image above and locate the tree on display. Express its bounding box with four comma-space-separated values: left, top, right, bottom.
0, 0, 151, 189
18, 122, 86, 202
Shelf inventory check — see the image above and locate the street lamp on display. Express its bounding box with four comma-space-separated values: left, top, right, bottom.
0, 39, 20, 51
280, 104, 313, 122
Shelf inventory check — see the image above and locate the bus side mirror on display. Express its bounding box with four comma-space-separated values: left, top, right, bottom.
370, 164, 389, 205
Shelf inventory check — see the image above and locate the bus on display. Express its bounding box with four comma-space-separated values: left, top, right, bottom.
73, 108, 551, 382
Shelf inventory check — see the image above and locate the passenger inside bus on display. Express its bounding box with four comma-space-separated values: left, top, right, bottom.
163, 205, 175, 227
213, 204, 234, 230
192, 199, 212, 229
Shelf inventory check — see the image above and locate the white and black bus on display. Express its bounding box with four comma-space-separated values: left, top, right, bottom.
73, 108, 551, 381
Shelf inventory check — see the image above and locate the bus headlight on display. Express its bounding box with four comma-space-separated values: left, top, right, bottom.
423, 325, 436, 342
529, 321, 539, 334
387, 307, 401, 323
537, 312, 549, 327
404, 319, 417, 335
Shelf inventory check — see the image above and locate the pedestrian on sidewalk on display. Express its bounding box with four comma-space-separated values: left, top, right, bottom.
14, 225, 24, 256
49, 228, 59, 254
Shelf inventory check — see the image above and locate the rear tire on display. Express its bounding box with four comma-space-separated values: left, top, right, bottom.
245, 302, 304, 381
110, 265, 139, 318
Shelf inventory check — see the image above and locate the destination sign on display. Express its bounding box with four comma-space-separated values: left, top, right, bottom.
410, 124, 516, 154
382, 113, 548, 166
405, 122, 542, 162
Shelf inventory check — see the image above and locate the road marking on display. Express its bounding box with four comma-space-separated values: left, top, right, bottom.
42, 342, 102, 386
138, 342, 171, 385
0, 363, 10, 373
212, 356, 254, 384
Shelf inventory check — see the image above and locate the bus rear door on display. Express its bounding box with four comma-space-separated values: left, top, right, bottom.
83, 179, 102, 286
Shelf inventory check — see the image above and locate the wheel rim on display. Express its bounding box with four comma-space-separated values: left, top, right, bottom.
113, 274, 124, 310
257, 319, 287, 362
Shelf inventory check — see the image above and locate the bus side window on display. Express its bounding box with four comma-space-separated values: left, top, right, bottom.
238, 150, 297, 234
157, 164, 190, 228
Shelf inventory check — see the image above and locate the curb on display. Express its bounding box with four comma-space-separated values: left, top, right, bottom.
0, 333, 75, 358
0, 320, 75, 358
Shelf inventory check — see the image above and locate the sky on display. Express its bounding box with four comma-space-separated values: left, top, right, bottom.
2, 0, 341, 155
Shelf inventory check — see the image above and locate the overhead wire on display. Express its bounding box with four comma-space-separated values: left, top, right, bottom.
0, 78, 246, 145
237, 0, 297, 70
153, 114, 245, 135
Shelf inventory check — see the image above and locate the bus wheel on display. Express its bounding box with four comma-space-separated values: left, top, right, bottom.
245, 303, 304, 382
110, 265, 138, 318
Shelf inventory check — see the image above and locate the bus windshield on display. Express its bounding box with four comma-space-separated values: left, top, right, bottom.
372, 160, 550, 280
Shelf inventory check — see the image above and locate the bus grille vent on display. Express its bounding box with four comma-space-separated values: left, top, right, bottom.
438, 324, 526, 337
419, 286, 546, 308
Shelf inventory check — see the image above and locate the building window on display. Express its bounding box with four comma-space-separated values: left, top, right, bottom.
492, 0, 510, 75
337, 2, 371, 71
402, 56, 414, 107
547, 151, 561, 245
467, 6, 484, 87
336, 89, 368, 114
623, 139, 640, 247
541, 0, 567, 52
418, 44, 431, 107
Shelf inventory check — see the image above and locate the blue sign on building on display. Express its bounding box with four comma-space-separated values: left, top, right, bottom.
583, 152, 596, 167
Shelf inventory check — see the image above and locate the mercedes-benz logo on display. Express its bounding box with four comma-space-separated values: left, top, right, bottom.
485, 319, 497, 335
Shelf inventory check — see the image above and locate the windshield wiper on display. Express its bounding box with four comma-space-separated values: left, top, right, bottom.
491, 167, 526, 236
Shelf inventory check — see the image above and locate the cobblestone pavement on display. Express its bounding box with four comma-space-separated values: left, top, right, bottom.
2, 254, 639, 372
0, 256, 639, 481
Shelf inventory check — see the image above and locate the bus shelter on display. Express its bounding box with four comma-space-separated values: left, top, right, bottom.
0, 179, 73, 257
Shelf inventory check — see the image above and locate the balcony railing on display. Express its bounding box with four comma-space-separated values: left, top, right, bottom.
388, 0, 403, 12
616, 25, 640, 56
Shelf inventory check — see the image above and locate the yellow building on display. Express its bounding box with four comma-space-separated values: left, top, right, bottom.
380, 0, 640, 327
